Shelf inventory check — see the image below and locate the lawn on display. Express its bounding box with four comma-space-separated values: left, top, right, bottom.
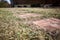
0, 8, 60, 40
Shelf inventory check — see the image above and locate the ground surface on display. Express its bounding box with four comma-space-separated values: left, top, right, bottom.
0, 8, 60, 40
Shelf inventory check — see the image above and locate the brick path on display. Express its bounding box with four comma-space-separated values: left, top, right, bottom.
33, 18, 60, 32
15, 13, 41, 18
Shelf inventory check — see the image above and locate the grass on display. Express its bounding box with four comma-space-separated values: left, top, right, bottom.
0, 8, 60, 40
0, 10, 52, 40
20, 8, 60, 19
0, 10, 17, 40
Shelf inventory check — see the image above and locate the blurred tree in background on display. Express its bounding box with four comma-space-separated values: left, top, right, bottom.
0, 1, 11, 7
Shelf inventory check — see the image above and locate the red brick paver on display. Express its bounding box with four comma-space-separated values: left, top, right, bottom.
33, 18, 60, 32
15, 13, 41, 18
